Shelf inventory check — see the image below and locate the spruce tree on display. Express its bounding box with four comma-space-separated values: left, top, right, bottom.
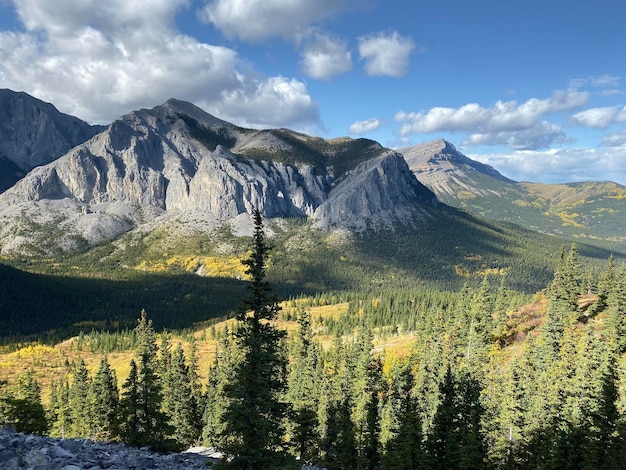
0, 370, 47, 435
219, 210, 290, 469
119, 312, 170, 448
70, 359, 92, 437
169, 343, 202, 447
89, 356, 119, 440
287, 307, 320, 462
119, 359, 141, 445
382, 364, 424, 470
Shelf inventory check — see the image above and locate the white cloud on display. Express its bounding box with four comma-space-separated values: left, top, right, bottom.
358, 31, 414, 77
464, 122, 568, 150
299, 33, 352, 80
198, 0, 362, 42
602, 130, 626, 147
395, 90, 589, 149
571, 106, 626, 128
211, 76, 320, 128
349, 118, 381, 134
0, 0, 320, 128
470, 146, 626, 185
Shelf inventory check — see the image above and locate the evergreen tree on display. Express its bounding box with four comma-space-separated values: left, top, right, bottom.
89, 356, 119, 440
119, 312, 170, 448
119, 359, 141, 445
203, 329, 237, 448
48, 379, 72, 438
287, 307, 320, 462
0, 370, 47, 435
169, 343, 202, 447
425, 367, 486, 470
219, 210, 290, 469
69, 359, 92, 437
382, 364, 424, 470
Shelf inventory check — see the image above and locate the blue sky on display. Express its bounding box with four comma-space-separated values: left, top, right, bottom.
0, 0, 625, 184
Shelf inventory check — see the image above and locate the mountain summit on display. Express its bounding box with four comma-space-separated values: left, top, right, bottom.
399, 139, 514, 198
0, 97, 436, 254
400, 139, 626, 242
0, 89, 104, 192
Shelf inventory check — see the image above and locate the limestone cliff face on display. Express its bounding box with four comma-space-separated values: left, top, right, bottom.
0, 98, 437, 254
314, 151, 437, 230
0, 89, 103, 191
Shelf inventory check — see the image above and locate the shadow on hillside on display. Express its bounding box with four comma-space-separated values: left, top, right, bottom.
0, 263, 251, 343
351, 206, 623, 293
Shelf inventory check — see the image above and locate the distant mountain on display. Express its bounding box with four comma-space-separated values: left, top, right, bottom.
400, 139, 626, 243
0, 97, 437, 255
0, 89, 104, 192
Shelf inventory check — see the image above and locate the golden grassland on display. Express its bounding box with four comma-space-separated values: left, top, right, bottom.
0, 297, 547, 403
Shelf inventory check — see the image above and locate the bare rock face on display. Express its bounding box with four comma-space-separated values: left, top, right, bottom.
399, 139, 514, 198
0, 89, 104, 191
0, 97, 438, 254
314, 151, 438, 230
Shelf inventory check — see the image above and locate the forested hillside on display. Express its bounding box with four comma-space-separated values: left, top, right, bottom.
2, 215, 626, 469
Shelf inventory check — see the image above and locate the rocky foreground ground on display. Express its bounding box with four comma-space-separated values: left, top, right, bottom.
0, 427, 219, 469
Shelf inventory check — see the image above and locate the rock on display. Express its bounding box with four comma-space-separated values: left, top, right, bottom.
23, 448, 50, 468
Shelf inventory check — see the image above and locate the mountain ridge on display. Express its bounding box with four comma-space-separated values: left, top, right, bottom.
401, 139, 626, 243
0, 89, 105, 192
0, 97, 437, 255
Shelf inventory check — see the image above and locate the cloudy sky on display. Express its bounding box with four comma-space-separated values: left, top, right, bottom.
0, 0, 625, 184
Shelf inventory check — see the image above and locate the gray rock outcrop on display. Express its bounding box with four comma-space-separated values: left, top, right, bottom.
0, 427, 216, 469
0, 97, 438, 254
0, 89, 104, 192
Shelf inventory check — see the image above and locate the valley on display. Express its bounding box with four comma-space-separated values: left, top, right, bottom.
1, 91, 626, 469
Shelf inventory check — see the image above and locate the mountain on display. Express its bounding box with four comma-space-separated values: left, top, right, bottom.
0, 98, 437, 255
400, 139, 626, 244
0, 89, 104, 192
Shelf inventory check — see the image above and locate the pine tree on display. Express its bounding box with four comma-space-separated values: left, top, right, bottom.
287, 307, 320, 462
382, 364, 424, 470
119, 312, 171, 448
219, 210, 290, 469
169, 343, 202, 447
89, 356, 119, 440
69, 359, 92, 437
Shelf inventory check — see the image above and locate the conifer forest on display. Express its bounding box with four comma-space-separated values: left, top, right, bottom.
2, 213, 626, 470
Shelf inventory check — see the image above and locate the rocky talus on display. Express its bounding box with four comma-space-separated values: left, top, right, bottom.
0, 427, 218, 469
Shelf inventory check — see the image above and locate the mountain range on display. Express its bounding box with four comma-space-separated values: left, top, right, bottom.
0, 91, 437, 255
1, 89, 625, 337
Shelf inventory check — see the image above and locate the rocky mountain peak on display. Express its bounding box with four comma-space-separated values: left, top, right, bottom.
0, 89, 104, 192
398, 139, 514, 198
0, 95, 438, 255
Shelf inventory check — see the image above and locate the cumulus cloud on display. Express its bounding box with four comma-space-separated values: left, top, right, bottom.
571, 106, 626, 128
0, 0, 320, 128
299, 33, 352, 80
470, 146, 626, 185
198, 0, 364, 42
464, 122, 568, 150
212, 76, 320, 128
395, 90, 589, 149
358, 31, 415, 77
349, 118, 381, 134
